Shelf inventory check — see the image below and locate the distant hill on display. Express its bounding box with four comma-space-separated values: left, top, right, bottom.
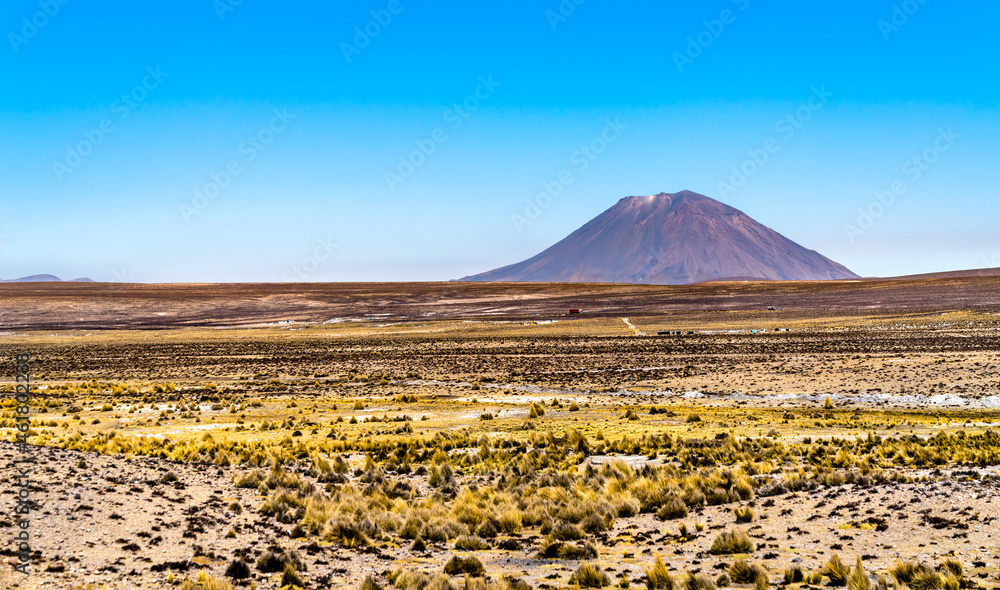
875, 267, 1000, 281
1, 275, 94, 283
460, 190, 859, 285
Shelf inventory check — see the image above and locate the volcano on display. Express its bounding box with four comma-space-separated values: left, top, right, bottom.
460, 190, 858, 285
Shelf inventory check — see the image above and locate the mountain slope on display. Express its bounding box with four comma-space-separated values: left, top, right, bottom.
461, 190, 858, 285
0, 275, 94, 283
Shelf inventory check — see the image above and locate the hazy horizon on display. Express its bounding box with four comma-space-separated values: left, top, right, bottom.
2, 2, 999, 283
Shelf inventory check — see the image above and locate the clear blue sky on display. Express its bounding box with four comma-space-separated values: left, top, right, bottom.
1, 0, 998, 282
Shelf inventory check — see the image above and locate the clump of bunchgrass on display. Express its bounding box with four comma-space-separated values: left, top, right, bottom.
682, 573, 716, 590
454, 535, 490, 551
728, 561, 766, 585
709, 529, 754, 555
551, 522, 585, 541
538, 539, 598, 560
224, 558, 250, 580
645, 555, 673, 590
443, 555, 485, 577
280, 563, 305, 588
847, 557, 872, 590
822, 554, 850, 587
783, 566, 804, 585
570, 563, 610, 588
656, 498, 688, 521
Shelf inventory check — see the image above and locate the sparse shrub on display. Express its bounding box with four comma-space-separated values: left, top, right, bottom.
323, 516, 372, 548
551, 522, 585, 541
538, 540, 598, 560
683, 573, 716, 590
783, 567, 804, 585
615, 495, 640, 518
256, 550, 285, 573
733, 479, 754, 501
734, 506, 754, 524
848, 557, 871, 590
475, 519, 499, 539
939, 559, 962, 579
233, 470, 266, 489
455, 536, 490, 551
570, 563, 610, 588
256, 547, 304, 574
499, 509, 523, 534
709, 529, 753, 555
423, 524, 448, 544
559, 543, 599, 560
504, 577, 533, 590
705, 487, 736, 506
281, 562, 305, 588
729, 561, 766, 585
890, 561, 944, 590
889, 562, 920, 586
389, 569, 454, 590
429, 463, 454, 489
261, 488, 308, 525
443, 555, 485, 577
582, 513, 611, 534
224, 559, 251, 580
646, 556, 673, 590
656, 498, 688, 521
183, 574, 233, 590
822, 554, 850, 587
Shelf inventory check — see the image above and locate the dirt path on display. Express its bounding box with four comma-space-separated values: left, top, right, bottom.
622, 317, 644, 336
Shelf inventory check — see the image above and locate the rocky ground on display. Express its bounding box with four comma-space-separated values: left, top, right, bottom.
2, 281, 999, 589
3, 440, 1000, 590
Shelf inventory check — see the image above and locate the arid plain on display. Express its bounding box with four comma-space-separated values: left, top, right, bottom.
2, 278, 1000, 590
